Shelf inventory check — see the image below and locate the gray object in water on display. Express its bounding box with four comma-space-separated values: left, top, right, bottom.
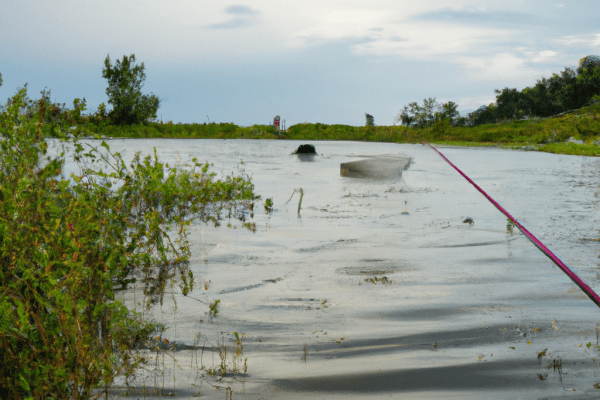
341, 156, 411, 179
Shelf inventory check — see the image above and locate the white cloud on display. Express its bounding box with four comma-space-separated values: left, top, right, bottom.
0, 0, 575, 69
350, 23, 518, 58
285, 9, 387, 48
454, 52, 553, 82
516, 48, 562, 64
553, 33, 600, 47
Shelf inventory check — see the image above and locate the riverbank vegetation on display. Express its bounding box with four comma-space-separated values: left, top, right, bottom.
0, 85, 257, 398
66, 100, 600, 157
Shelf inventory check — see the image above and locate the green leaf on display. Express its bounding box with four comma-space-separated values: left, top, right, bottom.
18, 373, 31, 391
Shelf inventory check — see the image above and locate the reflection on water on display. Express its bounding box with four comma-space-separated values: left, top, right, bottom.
296, 153, 317, 162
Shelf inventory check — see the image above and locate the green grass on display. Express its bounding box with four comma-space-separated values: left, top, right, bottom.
538, 142, 600, 157
73, 103, 600, 157
78, 122, 281, 140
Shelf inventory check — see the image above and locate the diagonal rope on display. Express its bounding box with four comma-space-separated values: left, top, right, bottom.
425, 142, 600, 309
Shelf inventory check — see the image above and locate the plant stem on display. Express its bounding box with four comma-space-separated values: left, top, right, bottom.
297, 188, 304, 216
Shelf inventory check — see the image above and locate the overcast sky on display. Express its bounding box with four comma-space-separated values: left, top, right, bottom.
1, 1, 599, 126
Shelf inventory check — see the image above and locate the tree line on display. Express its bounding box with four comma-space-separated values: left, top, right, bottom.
395, 55, 600, 128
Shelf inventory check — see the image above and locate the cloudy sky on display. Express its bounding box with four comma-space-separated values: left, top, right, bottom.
1, 1, 599, 126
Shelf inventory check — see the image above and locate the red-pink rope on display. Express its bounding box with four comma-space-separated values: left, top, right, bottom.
426, 143, 600, 308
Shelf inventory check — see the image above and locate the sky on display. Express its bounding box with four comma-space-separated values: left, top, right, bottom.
1, 1, 600, 126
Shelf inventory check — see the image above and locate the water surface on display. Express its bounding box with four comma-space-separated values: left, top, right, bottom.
53, 139, 600, 399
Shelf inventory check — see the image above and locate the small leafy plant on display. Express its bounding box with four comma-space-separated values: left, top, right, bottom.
264, 197, 273, 213
209, 299, 221, 317
506, 217, 516, 235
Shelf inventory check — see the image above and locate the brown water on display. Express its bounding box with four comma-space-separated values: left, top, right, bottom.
52, 139, 600, 399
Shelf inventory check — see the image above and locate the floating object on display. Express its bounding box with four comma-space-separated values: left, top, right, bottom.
294, 144, 317, 154
340, 156, 411, 179
426, 143, 600, 309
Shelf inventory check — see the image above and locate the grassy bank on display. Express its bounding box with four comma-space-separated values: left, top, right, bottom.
77, 103, 600, 157
78, 122, 280, 139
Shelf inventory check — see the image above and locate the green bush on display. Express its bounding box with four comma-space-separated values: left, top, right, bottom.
0, 87, 257, 398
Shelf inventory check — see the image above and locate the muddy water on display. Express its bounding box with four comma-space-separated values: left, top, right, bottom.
54, 139, 600, 399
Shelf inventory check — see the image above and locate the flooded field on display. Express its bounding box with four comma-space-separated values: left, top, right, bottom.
55, 139, 600, 399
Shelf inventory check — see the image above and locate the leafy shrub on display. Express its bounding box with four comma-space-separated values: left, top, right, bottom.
0, 86, 257, 398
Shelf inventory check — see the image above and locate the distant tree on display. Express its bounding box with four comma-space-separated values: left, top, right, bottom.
471, 63, 597, 126
548, 68, 579, 110
395, 98, 437, 127
395, 98, 463, 127
102, 54, 160, 125
520, 78, 559, 117
494, 88, 527, 120
467, 104, 498, 126
365, 113, 374, 126
0, 72, 3, 88
394, 103, 415, 126
436, 101, 463, 125
516, 63, 600, 120
577, 55, 600, 75
575, 63, 600, 106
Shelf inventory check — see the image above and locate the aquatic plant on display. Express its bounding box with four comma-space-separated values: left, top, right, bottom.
298, 188, 304, 216
303, 343, 307, 363
364, 276, 393, 285
549, 357, 563, 384
284, 188, 305, 216
264, 197, 273, 213
206, 332, 247, 378
209, 299, 221, 317
506, 217, 516, 235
